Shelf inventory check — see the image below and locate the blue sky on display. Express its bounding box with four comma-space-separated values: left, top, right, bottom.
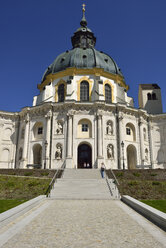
0, 0, 166, 112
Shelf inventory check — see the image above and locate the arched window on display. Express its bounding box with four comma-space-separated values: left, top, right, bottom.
80, 81, 89, 101
147, 93, 151, 100
152, 93, 157, 100
33, 122, 43, 140
58, 84, 65, 102
77, 119, 92, 138
126, 123, 136, 141
105, 84, 112, 103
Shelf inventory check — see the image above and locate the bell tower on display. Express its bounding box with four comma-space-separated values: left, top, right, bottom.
138, 84, 163, 114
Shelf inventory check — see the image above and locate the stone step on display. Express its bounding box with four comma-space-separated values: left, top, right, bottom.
63, 169, 101, 179
50, 178, 113, 199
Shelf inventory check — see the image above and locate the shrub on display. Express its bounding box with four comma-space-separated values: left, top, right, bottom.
128, 181, 138, 186
151, 173, 157, 177
133, 172, 140, 177
116, 172, 124, 177
41, 172, 49, 176
24, 172, 33, 177
28, 181, 39, 187
152, 181, 160, 186
6, 181, 15, 188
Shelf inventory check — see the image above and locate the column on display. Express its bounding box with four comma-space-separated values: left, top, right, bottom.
22, 115, 29, 167
118, 114, 124, 169
45, 111, 51, 169
97, 115, 102, 158
139, 120, 144, 165
66, 114, 73, 168
67, 114, 72, 158
148, 120, 154, 168
13, 121, 19, 168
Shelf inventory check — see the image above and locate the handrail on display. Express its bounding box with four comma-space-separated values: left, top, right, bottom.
45, 162, 66, 197
105, 172, 113, 197
109, 168, 120, 186
104, 167, 120, 199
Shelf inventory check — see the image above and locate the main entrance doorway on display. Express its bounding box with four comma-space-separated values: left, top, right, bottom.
77, 144, 92, 169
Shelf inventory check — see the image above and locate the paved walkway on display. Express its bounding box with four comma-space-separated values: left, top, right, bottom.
0, 199, 166, 248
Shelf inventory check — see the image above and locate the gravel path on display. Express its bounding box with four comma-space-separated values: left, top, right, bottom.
1, 200, 166, 248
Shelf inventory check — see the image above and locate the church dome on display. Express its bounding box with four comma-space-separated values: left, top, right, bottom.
42, 6, 123, 82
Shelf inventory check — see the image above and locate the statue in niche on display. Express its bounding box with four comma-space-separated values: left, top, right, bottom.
55, 144, 62, 160
56, 121, 63, 134
107, 121, 113, 135
145, 149, 148, 161
107, 144, 114, 159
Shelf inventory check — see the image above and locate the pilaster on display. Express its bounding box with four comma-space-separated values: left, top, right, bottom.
22, 114, 30, 168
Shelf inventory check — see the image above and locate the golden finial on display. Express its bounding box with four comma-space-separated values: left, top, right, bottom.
82, 3, 86, 12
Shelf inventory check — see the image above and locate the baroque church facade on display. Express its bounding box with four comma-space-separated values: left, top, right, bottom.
0, 7, 166, 170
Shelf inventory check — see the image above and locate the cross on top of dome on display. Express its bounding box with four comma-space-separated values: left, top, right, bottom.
80, 3, 87, 27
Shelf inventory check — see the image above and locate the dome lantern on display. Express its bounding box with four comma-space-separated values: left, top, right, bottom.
71, 4, 96, 49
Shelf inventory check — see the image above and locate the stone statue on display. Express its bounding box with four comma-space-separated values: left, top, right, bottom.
56, 121, 63, 134
55, 145, 62, 160
107, 144, 114, 159
107, 122, 113, 135
145, 149, 148, 161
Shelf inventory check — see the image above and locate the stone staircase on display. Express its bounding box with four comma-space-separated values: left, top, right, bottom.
50, 169, 120, 200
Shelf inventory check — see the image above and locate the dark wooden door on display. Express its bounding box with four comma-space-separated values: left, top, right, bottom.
78, 144, 92, 169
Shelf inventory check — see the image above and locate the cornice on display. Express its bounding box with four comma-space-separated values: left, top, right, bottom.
148, 113, 166, 122
0, 111, 19, 120
37, 67, 128, 92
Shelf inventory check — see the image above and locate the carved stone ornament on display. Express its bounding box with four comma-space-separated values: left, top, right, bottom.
118, 113, 124, 121
55, 144, 62, 160
107, 144, 114, 159
56, 121, 63, 134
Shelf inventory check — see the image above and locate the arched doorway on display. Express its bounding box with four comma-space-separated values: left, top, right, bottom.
33, 144, 42, 165
77, 144, 92, 169
127, 145, 137, 169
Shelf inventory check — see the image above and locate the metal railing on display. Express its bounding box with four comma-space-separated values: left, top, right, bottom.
109, 168, 120, 186
45, 162, 66, 197
104, 167, 120, 199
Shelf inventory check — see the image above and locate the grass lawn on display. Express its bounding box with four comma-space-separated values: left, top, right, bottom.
0, 199, 27, 213
0, 175, 50, 200
141, 199, 166, 213
0, 175, 50, 213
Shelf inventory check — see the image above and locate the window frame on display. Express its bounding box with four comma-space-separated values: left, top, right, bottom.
38, 127, 43, 135
80, 81, 89, 101
82, 124, 89, 132
58, 84, 65, 102
126, 127, 131, 135
105, 83, 112, 103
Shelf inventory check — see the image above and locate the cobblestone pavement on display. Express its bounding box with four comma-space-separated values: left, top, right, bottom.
1, 200, 166, 248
